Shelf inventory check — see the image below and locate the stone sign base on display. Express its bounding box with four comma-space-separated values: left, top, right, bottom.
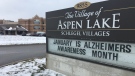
46, 53, 135, 76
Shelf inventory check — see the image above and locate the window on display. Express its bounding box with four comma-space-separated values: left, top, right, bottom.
34, 19, 40, 24
34, 26, 40, 30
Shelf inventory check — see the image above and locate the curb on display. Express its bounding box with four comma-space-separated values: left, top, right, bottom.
0, 43, 46, 47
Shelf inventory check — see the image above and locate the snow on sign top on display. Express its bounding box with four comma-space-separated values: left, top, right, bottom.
74, 1, 91, 10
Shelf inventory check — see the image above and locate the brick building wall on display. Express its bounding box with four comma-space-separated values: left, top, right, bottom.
0, 20, 3, 24
18, 15, 46, 33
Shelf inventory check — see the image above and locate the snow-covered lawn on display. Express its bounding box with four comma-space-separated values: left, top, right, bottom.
0, 58, 65, 76
0, 35, 65, 76
0, 35, 46, 45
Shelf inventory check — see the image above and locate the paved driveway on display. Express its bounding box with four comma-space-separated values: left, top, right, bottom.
0, 44, 46, 66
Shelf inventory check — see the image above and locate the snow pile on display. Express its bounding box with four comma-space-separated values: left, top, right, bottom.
0, 35, 46, 45
0, 58, 65, 76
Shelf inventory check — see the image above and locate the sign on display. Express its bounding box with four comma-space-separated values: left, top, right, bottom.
46, 0, 135, 43
48, 38, 135, 69
46, 0, 135, 70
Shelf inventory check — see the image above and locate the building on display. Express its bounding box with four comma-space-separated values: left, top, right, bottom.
3, 20, 18, 24
0, 19, 18, 24
0, 19, 27, 35
0, 24, 28, 35
0, 20, 3, 24
18, 15, 46, 33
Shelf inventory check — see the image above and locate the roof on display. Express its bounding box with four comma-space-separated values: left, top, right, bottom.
0, 24, 28, 31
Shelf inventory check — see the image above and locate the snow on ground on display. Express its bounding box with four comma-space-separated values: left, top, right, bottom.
0, 35, 46, 45
0, 35, 65, 76
0, 58, 65, 76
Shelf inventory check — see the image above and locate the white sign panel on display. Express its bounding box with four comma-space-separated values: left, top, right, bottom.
48, 38, 135, 69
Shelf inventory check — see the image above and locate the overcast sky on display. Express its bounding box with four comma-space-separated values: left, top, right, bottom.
0, 0, 106, 21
